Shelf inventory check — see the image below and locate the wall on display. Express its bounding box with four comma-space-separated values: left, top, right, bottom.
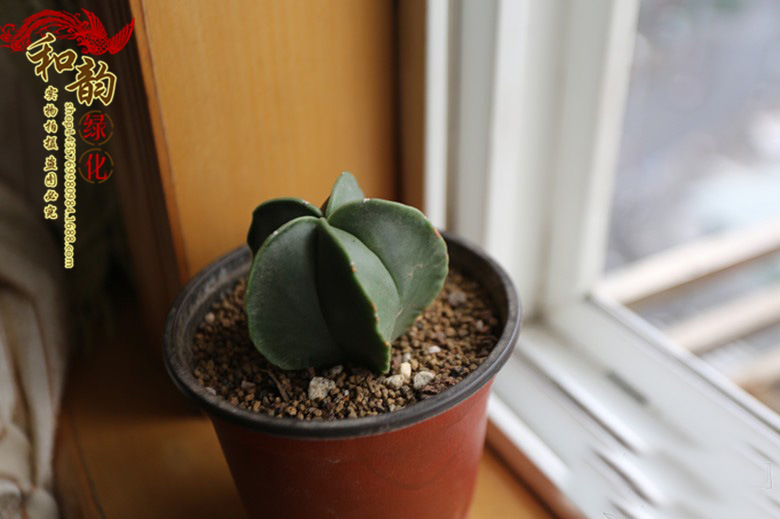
130, 0, 399, 278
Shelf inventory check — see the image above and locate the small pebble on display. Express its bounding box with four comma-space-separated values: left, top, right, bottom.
204, 387, 217, 396
414, 371, 435, 390
402, 352, 412, 362
448, 290, 467, 307
386, 374, 405, 389
428, 346, 441, 354
308, 377, 336, 400
205, 312, 215, 324
326, 365, 344, 377
240, 380, 256, 390
400, 362, 412, 380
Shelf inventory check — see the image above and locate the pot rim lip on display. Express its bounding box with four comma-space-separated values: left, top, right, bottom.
163, 231, 522, 440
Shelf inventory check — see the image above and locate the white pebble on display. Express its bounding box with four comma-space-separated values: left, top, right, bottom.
448, 290, 467, 307
400, 362, 412, 380
386, 374, 405, 389
413, 371, 435, 390
475, 320, 485, 332
205, 387, 217, 396
428, 346, 441, 354
205, 312, 215, 324
308, 377, 336, 400
240, 380, 256, 390
402, 352, 412, 362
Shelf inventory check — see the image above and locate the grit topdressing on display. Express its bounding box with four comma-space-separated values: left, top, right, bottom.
191, 269, 500, 420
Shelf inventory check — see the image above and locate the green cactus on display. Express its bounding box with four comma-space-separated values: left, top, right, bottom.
244, 172, 448, 373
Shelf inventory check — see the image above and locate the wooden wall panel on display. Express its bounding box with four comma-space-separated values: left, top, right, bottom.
398, 0, 426, 211
130, 0, 398, 277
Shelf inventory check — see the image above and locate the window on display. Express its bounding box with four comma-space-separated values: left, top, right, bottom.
601, 0, 780, 417
426, 0, 780, 517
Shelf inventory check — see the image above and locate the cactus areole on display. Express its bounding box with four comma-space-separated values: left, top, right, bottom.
244, 173, 449, 373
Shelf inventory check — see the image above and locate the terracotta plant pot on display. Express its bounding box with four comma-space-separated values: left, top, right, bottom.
164, 232, 521, 519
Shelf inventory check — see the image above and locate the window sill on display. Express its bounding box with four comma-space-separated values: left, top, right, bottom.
491, 303, 780, 518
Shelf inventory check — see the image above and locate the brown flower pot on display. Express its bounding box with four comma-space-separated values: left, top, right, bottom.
164, 232, 521, 519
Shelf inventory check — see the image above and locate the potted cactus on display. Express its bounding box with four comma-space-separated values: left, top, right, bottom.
164, 173, 521, 518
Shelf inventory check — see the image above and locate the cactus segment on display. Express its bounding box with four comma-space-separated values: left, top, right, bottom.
328, 199, 449, 339
323, 172, 364, 218
245, 216, 341, 369
246, 198, 321, 255
316, 220, 398, 372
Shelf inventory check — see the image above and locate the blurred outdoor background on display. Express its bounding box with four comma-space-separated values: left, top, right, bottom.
604, 0, 780, 412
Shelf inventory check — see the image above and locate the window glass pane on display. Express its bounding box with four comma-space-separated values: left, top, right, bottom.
606, 0, 780, 412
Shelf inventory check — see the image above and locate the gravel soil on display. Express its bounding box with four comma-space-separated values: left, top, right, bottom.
191, 269, 500, 420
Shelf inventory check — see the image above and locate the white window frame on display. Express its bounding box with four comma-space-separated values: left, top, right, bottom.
426, 1, 780, 517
